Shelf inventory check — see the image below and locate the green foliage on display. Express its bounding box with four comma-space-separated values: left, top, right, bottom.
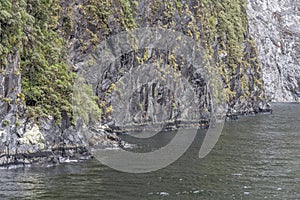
22, 63, 74, 121
119, 0, 137, 29
15, 121, 21, 127
2, 120, 9, 127
0, 0, 265, 124
0, 0, 28, 63
73, 78, 102, 125
197, 0, 265, 105
20, 0, 76, 122
1, 0, 76, 123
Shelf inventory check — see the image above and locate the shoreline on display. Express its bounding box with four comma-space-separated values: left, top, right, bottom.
0, 108, 274, 170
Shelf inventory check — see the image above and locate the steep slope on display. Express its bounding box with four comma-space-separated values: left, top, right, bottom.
0, 0, 268, 167
247, 0, 300, 102
68, 0, 268, 118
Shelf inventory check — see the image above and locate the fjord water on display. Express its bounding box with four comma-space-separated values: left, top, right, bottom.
0, 103, 299, 199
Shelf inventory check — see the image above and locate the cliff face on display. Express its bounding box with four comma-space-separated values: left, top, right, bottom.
0, 0, 269, 166
247, 0, 300, 102
69, 0, 267, 119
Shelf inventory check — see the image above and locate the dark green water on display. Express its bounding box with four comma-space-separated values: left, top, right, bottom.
0, 103, 299, 199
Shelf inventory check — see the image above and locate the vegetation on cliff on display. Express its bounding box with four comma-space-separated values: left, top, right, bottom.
1, 0, 74, 123
0, 0, 267, 125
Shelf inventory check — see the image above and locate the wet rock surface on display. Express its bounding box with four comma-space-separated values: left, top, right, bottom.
0, 122, 123, 169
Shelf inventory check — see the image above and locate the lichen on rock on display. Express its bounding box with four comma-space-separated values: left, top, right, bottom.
17, 124, 45, 151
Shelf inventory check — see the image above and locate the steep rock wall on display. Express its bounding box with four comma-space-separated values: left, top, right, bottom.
0, 0, 269, 167
68, 0, 268, 119
247, 0, 300, 102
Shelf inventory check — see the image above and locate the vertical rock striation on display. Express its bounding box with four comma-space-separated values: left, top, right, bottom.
68, 0, 268, 119
247, 0, 300, 102
0, 0, 273, 167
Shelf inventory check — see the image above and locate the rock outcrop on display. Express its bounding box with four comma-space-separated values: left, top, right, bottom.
69, 0, 268, 121
1, 0, 280, 168
0, 52, 118, 168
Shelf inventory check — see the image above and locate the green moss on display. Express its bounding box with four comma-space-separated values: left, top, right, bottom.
15, 121, 21, 127
174, 0, 183, 16
2, 120, 9, 127
105, 105, 113, 115
107, 83, 116, 94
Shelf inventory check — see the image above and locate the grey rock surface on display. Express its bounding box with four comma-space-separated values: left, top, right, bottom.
247, 0, 300, 102
3, 0, 292, 168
